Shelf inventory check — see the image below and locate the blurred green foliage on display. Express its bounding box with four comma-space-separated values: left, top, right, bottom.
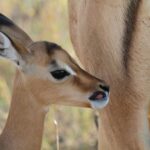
0, 0, 97, 149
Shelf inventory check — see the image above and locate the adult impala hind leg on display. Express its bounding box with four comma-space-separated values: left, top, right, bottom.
68, 0, 150, 149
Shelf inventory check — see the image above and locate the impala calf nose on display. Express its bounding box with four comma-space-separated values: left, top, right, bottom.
88, 82, 110, 109
0, 47, 4, 51
89, 90, 109, 109
99, 84, 109, 92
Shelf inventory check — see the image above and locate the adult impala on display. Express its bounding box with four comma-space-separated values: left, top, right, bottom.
0, 14, 109, 150
68, 0, 150, 149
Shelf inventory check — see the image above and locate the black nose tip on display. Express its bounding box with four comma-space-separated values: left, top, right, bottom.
99, 85, 110, 92
0, 48, 4, 51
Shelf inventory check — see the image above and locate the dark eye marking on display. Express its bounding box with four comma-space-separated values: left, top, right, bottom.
50, 69, 70, 80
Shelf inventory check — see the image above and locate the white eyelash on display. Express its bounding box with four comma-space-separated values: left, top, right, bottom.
64, 64, 76, 76
53, 60, 76, 76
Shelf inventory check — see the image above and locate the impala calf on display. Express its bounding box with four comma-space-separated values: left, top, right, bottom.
0, 14, 109, 150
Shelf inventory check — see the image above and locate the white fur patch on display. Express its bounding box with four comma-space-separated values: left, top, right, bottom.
64, 64, 76, 76
0, 32, 11, 49
0, 32, 23, 66
56, 60, 76, 76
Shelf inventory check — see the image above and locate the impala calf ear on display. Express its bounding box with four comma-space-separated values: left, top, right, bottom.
0, 32, 23, 66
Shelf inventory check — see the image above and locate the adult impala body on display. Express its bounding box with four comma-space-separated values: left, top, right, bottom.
68, 0, 150, 149
0, 14, 109, 150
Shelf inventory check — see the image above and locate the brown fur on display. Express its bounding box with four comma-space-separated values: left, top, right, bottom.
0, 14, 109, 150
68, 0, 150, 149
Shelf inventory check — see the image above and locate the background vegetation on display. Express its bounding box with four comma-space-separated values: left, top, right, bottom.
0, 0, 98, 149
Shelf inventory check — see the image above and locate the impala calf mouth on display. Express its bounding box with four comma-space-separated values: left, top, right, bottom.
89, 91, 109, 109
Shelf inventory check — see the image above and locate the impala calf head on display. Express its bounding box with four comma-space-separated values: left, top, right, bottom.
0, 14, 109, 109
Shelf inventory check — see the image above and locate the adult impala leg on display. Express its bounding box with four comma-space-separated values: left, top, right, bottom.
68, 0, 150, 149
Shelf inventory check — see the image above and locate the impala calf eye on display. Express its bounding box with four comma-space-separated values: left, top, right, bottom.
50, 69, 70, 80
